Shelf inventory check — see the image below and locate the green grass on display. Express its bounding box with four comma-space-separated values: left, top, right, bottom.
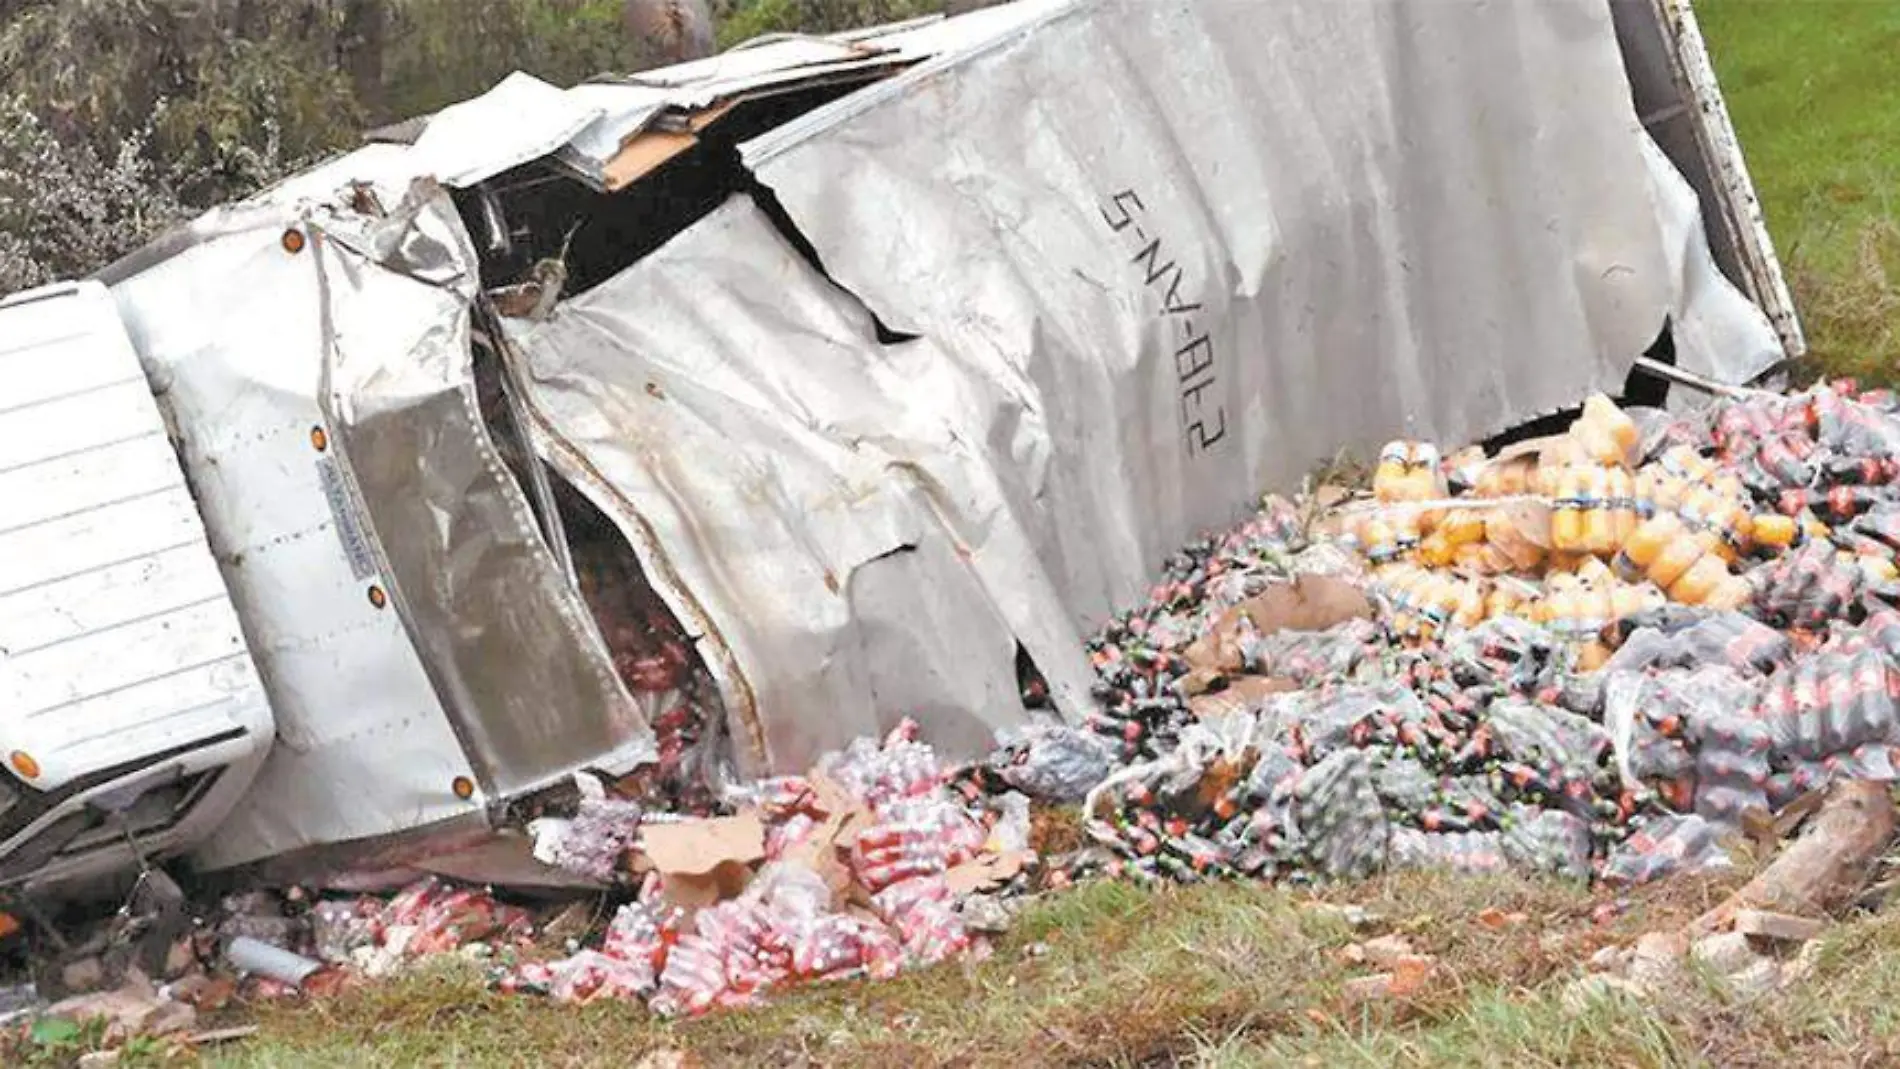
189, 871, 1735, 1069
1699, 0, 1900, 380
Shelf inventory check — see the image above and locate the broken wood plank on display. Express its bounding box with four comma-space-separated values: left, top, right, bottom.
1690, 780, 1896, 937
1733, 909, 1825, 944
186, 1026, 260, 1045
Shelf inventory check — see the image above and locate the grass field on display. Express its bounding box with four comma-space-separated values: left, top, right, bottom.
213, 871, 1755, 1069
32, 3, 1891, 1067
1698, 0, 1900, 380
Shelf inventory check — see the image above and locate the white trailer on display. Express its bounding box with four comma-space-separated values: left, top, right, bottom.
0, 0, 1797, 898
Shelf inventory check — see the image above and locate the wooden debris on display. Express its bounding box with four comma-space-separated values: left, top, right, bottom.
186, 1026, 260, 1045
1733, 909, 1825, 944
1690, 780, 1896, 937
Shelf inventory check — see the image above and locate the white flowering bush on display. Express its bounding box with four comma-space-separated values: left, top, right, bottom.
0, 97, 190, 293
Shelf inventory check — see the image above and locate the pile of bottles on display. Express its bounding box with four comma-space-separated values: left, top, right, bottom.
1337, 390, 1891, 642
1055, 378, 1900, 891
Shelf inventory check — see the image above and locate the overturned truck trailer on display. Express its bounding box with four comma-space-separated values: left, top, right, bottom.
0, 0, 1795, 894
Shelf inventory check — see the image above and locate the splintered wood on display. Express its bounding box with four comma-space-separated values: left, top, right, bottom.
1691, 779, 1897, 937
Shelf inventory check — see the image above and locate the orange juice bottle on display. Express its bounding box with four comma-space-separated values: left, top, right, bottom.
1648, 525, 1705, 590
1614, 512, 1677, 582
1609, 582, 1658, 623
1657, 444, 1713, 483
1374, 441, 1412, 503
1751, 513, 1800, 552
1580, 467, 1617, 555
1551, 466, 1585, 553
1361, 514, 1400, 563
1667, 553, 1731, 606
1604, 466, 1638, 546
1576, 393, 1640, 467
1421, 509, 1484, 566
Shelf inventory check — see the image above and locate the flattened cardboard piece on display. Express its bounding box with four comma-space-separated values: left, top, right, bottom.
780, 771, 867, 906
642, 811, 766, 905
944, 850, 1029, 895
1187, 675, 1297, 720
1185, 574, 1373, 672
659, 860, 754, 909
1180, 666, 1225, 696
641, 812, 765, 876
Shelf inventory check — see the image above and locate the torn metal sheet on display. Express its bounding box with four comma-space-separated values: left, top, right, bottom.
1636, 133, 1783, 398
744, 0, 1737, 628
409, 72, 603, 189
509, 0, 1785, 777
508, 198, 1031, 775
553, 1, 1063, 188
312, 184, 654, 799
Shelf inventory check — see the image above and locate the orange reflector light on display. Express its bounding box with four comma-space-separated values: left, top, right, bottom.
281, 228, 306, 254
452, 776, 476, 800
310, 426, 328, 452
9, 751, 39, 779
367, 585, 387, 609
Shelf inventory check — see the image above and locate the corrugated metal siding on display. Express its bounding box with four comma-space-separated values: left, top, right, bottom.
0, 282, 272, 788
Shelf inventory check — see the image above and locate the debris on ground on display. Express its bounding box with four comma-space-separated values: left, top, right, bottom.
969, 383, 1900, 900
16, 381, 1900, 1046
1576, 776, 1893, 1005
501, 720, 1021, 1015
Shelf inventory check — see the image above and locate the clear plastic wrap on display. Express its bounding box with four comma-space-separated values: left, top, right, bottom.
310, 897, 385, 964
1291, 750, 1390, 879
509, 949, 659, 1004
1601, 610, 1791, 677
987, 720, 1116, 802
1248, 619, 1382, 684
1749, 541, 1869, 630
1600, 814, 1732, 886
1603, 665, 1766, 823
541, 796, 644, 882
1500, 806, 1593, 880
1388, 828, 1512, 875
1756, 646, 1900, 767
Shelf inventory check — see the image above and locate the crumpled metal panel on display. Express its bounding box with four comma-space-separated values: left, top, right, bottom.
510, 200, 1028, 774
515, 0, 1784, 777
313, 184, 653, 798
410, 72, 603, 189
553, 2, 1064, 188
744, 0, 1682, 629
104, 221, 484, 872
1636, 133, 1783, 400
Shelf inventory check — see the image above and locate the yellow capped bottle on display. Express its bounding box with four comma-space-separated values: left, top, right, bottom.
1615, 512, 1678, 582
